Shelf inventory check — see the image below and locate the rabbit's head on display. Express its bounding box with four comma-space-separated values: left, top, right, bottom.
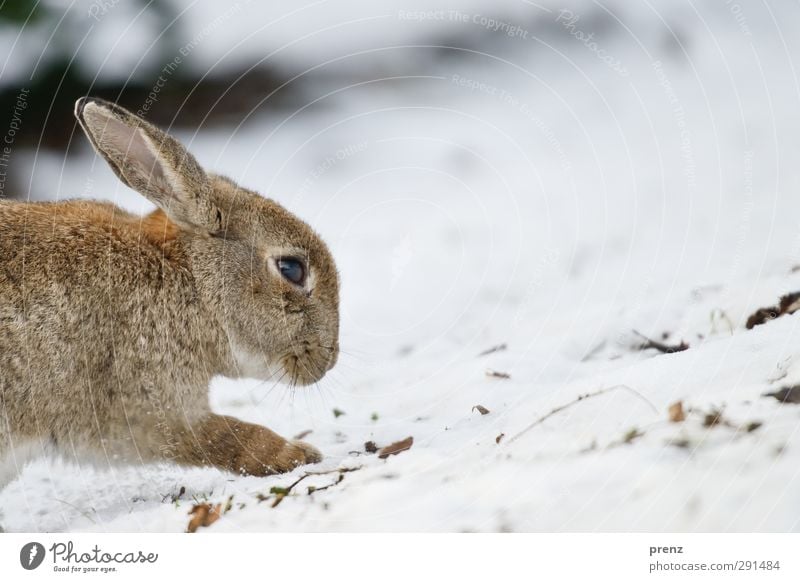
75, 97, 339, 385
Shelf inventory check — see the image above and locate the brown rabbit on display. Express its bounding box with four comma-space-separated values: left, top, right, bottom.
0, 98, 339, 501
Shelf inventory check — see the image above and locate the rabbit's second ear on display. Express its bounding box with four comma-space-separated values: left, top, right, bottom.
75, 97, 222, 233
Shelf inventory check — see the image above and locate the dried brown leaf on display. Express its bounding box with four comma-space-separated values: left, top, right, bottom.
779, 292, 800, 314
186, 503, 222, 533
746, 307, 780, 329
472, 405, 490, 415
668, 401, 686, 423
364, 441, 378, 453
377, 436, 414, 459
742, 421, 762, 433
746, 291, 800, 329
495, 433, 505, 444
703, 408, 725, 427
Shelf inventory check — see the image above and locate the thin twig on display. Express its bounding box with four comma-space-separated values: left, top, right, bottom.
478, 343, 507, 357
269, 466, 363, 507
709, 308, 735, 336
506, 384, 658, 445
305, 466, 362, 476
579, 340, 607, 362
308, 474, 345, 495
54, 498, 97, 524
633, 330, 689, 354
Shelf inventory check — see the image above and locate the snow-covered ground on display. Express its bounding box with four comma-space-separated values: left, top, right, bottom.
3, 0, 800, 531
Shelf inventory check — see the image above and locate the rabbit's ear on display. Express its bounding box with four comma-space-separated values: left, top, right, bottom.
74, 97, 223, 233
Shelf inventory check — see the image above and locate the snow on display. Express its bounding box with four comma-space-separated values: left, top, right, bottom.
3, 0, 800, 531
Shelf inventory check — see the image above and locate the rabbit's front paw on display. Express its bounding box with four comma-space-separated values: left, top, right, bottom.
183, 414, 324, 476
248, 440, 321, 475
281, 440, 323, 469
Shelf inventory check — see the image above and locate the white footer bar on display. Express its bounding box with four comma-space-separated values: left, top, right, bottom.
0, 533, 796, 581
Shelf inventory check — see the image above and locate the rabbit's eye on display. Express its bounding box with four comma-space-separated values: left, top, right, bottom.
276, 257, 306, 286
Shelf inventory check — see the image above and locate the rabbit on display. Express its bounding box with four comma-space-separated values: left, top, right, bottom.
0, 97, 339, 504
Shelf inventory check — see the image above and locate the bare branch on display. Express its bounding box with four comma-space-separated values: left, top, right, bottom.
633, 330, 688, 354
506, 384, 658, 445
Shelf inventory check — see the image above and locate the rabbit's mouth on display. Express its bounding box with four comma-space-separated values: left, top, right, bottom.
229, 343, 282, 380
280, 342, 337, 386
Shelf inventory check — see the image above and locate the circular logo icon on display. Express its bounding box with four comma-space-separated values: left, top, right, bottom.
20, 542, 45, 570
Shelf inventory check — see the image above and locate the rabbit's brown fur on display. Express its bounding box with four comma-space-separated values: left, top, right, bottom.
0, 98, 339, 503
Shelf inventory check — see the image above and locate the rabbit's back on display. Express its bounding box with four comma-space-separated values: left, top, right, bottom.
0, 200, 225, 454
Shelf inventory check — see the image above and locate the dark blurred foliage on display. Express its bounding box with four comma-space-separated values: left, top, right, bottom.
0, 0, 45, 23
0, 0, 302, 198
